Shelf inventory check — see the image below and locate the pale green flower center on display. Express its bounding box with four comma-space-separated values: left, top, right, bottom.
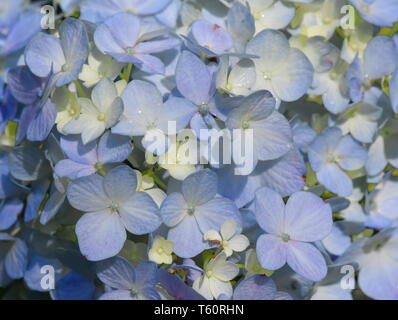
68, 107, 77, 116
263, 72, 272, 81
97, 112, 106, 121
281, 233, 290, 242
360, 3, 370, 14
62, 63, 71, 72
125, 47, 135, 55
241, 120, 250, 129
130, 287, 138, 297
109, 202, 120, 213
198, 104, 209, 116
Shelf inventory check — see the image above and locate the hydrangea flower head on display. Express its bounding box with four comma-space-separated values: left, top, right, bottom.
160, 169, 241, 258
255, 187, 333, 281
94, 12, 179, 74
97, 257, 160, 300
67, 165, 161, 261
63, 78, 123, 144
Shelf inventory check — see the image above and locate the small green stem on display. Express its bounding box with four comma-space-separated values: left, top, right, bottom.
121, 64, 133, 82
144, 170, 167, 191
74, 80, 88, 98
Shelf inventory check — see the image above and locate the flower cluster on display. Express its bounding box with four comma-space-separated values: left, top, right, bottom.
0, 0, 398, 301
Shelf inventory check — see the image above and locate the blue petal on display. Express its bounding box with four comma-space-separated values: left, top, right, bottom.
53, 272, 95, 300
233, 275, 277, 300
0, 198, 23, 230
25, 179, 51, 222
27, 99, 57, 142
175, 51, 213, 105
97, 132, 132, 164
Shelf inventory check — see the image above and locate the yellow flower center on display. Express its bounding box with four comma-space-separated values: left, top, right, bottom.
97, 112, 106, 121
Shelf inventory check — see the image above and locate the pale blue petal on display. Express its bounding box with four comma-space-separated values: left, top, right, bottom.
57, 18, 89, 86
363, 35, 398, 80
60, 134, 98, 165
284, 191, 333, 242
322, 225, 351, 256
233, 275, 277, 300
358, 260, 398, 300
25, 33, 65, 77
76, 210, 126, 261
272, 48, 314, 102
7, 67, 42, 104
334, 135, 368, 171
256, 234, 287, 270
67, 174, 109, 212
389, 69, 398, 114
254, 187, 285, 235
350, 0, 398, 27
251, 112, 292, 161
0, 10, 41, 56
160, 97, 196, 134
175, 51, 212, 105
27, 100, 57, 142
96, 256, 135, 290
97, 132, 132, 164
135, 260, 159, 288
95, 13, 140, 53
99, 289, 133, 300
130, 0, 172, 16
103, 165, 137, 203
286, 241, 327, 282
134, 38, 180, 54
55, 159, 95, 180
132, 53, 165, 74
168, 215, 208, 258
119, 192, 161, 234
317, 163, 353, 197
160, 192, 188, 227
194, 197, 241, 234
182, 169, 217, 206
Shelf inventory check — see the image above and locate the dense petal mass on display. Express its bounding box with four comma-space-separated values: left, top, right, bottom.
1, 0, 398, 302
